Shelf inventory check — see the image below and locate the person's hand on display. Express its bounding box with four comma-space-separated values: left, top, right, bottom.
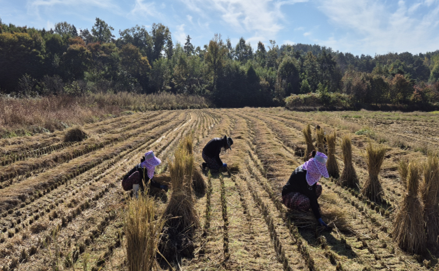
318, 218, 328, 227
223, 163, 227, 168
160, 184, 168, 192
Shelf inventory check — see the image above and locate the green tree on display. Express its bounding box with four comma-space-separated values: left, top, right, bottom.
205, 35, 227, 90
91, 18, 114, 43
54, 22, 78, 38
276, 56, 300, 99
120, 44, 151, 91
255, 41, 266, 67
300, 79, 311, 94
184, 35, 194, 56
151, 23, 171, 62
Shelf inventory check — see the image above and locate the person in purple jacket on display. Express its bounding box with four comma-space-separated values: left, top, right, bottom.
282, 151, 331, 230
202, 135, 233, 171
121, 151, 168, 198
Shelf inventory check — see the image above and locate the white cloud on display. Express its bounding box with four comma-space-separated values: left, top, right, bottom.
130, 0, 160, 18
175, 24, 187, 44
317, 0, 439, 54
179, 0, 308, 41
303, 31, 311, 36
187, 15, 193, 24
46, 20, 54, 30
283, 39, 296, 45
27, 0, 120, 18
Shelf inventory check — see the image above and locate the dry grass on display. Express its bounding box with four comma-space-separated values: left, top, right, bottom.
362, 142, 386, 203
63, 126, 87, 142
338, 135, 358, 189
421, 154, 439, 242
124, 195, 166, 271
326, 131, 339, 179
228, 162, 241, 174
0, 92, 209, 138
316, 128, 326, 154
393, 162, 426, 254
192, 167, 206, 195
303, 124, 315, 161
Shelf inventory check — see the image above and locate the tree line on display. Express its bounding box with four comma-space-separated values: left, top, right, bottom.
1, 18, 439, 108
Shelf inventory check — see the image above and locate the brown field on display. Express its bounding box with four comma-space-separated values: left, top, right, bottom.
0, 108, 438, 270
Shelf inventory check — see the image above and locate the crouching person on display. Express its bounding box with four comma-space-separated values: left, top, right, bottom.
122, 151, 168, 198
202, 135, 233, 172
282, 151, 331, 230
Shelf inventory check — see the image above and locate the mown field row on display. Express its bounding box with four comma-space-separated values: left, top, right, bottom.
0, 108, 436, 270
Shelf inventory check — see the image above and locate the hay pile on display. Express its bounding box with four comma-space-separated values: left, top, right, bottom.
180, 132, 206, 195
421, 155, 439, 243
326, 132, 339, 179
362, 143, 386, 203
227, 162, 240, 174
160, 135, 199, 261
124, 195, 165, 271
393, 162, 426, 254
398, 159, 408, 189
64, 127, 87, 142
316, 127, 326, 154
338, 135, 358, 189
286, 193, 353, 234
303, 124, 315, 161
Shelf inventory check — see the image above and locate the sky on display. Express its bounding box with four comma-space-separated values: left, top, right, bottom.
1, 0, 439, 56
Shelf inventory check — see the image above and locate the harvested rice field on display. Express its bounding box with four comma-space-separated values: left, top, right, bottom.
1, 108, 439, 270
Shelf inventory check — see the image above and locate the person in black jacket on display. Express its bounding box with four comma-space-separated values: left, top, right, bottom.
282, 151, 330, 229
121, 151, 168, 198
202, 135, 233, 171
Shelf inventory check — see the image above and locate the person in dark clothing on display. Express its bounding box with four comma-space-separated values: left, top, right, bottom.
282, 151, 330, 228
121, 151, 168, 198
202, 135, 233, 171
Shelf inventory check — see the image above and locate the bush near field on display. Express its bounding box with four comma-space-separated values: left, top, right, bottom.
0, 92, 210, 138
285, 92, 353, 110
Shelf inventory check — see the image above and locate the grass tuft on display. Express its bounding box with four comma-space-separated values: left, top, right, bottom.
64, 126, 88, 142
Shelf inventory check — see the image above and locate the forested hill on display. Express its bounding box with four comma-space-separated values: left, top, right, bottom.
1, 18, 439, 108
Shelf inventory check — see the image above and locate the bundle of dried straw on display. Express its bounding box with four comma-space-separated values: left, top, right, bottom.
393, 162, 426, 254
398, 159, 408, 190
421, 155, 439, 242
361, 142, 386, 203
316, 128, 326, 154
338, 135, 358, 189
124, 195, 165, 271
326, 131, 339, 178
303, 124, 315, 161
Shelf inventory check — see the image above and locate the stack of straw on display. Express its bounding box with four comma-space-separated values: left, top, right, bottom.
316, 128, 326, 154
421, 155, 439, 243
303, 124, 315, 161
326, 132, 339, 179
361, 142, 386, 203
124, 195, 165, 271
393, 162, 426, 254
160, 135, 199, 261
338, 135, 358, 189
398, 159, 408, 190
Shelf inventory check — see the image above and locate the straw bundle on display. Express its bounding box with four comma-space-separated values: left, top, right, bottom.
316, 128, 326, 154
228, 162, 240, 174
164, 136, 198, 230
393, 162, 426, 254
160, 135, 199, 261
326, 132, 339, 179
64, 127, 87, 142
124, 196, 165, 271
421, 155, 439, 242
192, 167, 206, 196
398, 159, 408, 189
286, 194, 353, 234
338, 135, 358, 189
303, 124, 315, 161
362, 143, 386, 203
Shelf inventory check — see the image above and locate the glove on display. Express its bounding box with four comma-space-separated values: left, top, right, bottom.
223, 163, 227, 168
318, 218, 328, 227
160, 184, 169, 192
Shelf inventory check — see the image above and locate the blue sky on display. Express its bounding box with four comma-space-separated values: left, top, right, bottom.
1, 0, 439, 56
